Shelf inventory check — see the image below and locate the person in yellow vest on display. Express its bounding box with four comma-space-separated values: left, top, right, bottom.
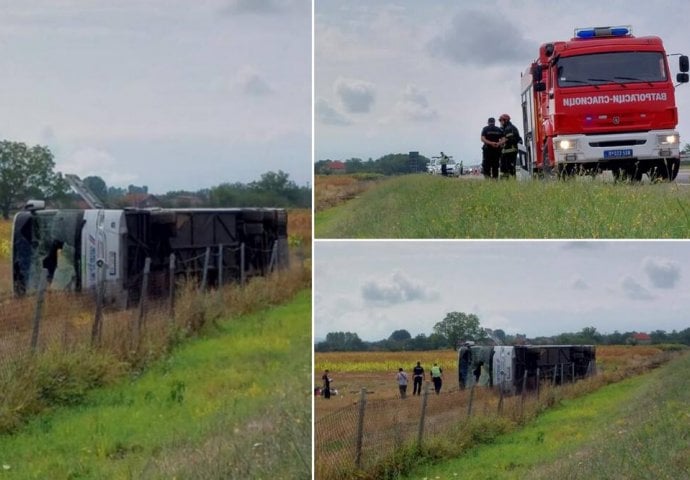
430, 362, 443, 395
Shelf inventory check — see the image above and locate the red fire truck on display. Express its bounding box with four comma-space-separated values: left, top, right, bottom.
521, 25, 689, 180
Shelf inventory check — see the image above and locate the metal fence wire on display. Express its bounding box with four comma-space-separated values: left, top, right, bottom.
315, 381, 549, 478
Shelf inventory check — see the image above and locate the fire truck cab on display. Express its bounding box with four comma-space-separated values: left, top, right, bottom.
521, 25, 689, 180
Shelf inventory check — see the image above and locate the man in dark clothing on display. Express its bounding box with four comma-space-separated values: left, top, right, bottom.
412, 361, 425, 396
481, 117, 503, 179
322, 370, 332, 399
439, 151, 450, 176
498, 113, 521, 178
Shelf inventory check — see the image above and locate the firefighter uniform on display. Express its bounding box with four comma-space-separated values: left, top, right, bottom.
481, 117, 503, 179
499, 114, 521, 178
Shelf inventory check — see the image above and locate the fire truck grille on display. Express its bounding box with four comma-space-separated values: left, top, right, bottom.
588, 140, 647, 147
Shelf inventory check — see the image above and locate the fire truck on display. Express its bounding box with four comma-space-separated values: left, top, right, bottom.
521, 25, 689, 180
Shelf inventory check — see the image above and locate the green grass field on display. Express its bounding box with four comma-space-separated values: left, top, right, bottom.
0, 290, 311, 479
315, 175, 690, 238
403, 351, 690, 480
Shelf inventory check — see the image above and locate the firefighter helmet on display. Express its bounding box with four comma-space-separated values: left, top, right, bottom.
499, 113, 511, 122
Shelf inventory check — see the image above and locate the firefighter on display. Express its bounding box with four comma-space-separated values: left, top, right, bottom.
498, 114, 521, 178
480, 117, 502, 179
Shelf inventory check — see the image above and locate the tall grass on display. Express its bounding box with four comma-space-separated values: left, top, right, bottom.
0, 290, 311, 479
405, 350, 690, 480
315, 347, 684, 479
0, 208, 312, 435
315, 174, 690, 238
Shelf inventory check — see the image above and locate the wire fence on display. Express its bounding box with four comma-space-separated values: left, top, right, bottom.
315, 375, 590, 479
0, 241, 285, 371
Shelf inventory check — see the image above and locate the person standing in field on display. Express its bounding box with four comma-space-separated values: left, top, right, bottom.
481, 117, 503, 179
498, 113, 521, 178
396, 367, 409, 398
430, 362, 443, 394
439, 151, 450, 176
322, 369, 332, 399
412, 361, 425, 396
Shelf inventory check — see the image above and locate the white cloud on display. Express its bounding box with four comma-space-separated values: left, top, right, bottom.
394, 85, 438, 122
335, 77, 376, 113
362, 270, 439, 306
234, 66, 274, 96
57, 147, 138, 186
642, 257, 681, 289
621, 276, 655, 301
316, 98, 352, 126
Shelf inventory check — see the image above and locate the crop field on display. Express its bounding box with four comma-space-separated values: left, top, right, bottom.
313, 346, 665, 420
315, 174, 385, 212
314, 174, 690, 238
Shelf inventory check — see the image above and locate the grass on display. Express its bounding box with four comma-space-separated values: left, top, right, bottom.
0, 219, 11, 297
0, 289, 311, 479
403, 350, 690, 480
314, 174, 690, 238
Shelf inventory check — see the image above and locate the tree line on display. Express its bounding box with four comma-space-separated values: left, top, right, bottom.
315, 311, 690, 352
0, 140, 310, 219
314, 153, 431, 176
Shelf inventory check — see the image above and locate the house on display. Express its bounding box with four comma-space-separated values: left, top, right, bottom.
328, 160, 346, 173
629, 332, 652, 345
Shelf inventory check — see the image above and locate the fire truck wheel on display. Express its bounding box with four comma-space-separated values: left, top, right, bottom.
652, 159, 680, 181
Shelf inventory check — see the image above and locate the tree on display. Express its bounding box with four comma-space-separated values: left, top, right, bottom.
388, 329, 412, 342
83, 175, 108, 203
433, 312, 487, 348
315, 331, 366, 352
682, 143, 690, 154
0, 141, 67, 219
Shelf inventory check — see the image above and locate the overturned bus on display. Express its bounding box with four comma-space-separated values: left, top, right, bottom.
12, 205, 289, 307
458, 344, 596, 394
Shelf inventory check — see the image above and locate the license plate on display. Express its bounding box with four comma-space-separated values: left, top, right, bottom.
604, 149, 633, 158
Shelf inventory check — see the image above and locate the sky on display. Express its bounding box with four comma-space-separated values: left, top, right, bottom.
0, 0, 311, 193
315, 0, 690, 164
314, 241, 690, 342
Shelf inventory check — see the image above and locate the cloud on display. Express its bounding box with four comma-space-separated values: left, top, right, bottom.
621, 276, 655, 301
234, 66, 273, 96
362, 270, 439, 306
316, 98, 352, 126
57, 147, 138, 186
394, 84, 438, 122
642, 257, 681, 289
428, 9, 537, 66
335, 77, 376, 113
220, 0, 287, 15
571, 277, 589, 290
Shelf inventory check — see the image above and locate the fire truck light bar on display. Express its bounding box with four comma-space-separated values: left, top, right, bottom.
575, 26, 632, 39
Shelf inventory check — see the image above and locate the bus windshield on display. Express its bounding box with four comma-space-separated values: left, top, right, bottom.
557, 51, 667, 87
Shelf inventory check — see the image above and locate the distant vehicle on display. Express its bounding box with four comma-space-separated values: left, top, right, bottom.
522, 25, 688, 180
428, 155, 459, 176
458, 344, 596, 394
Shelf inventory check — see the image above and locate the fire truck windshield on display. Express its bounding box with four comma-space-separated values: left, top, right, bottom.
557, 51, 667, 87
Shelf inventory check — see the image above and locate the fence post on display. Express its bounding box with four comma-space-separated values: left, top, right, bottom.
417, 382, 430, 448
467, 384, 475, 419
268, 241, 277, 273
200, 247, 211, 292
30, 268, 49, 352
168, 253, 175, 322
497, 383, 504, 415
355, 387, 367, 469
240, 243, 246, 286
571, 363, 575, 383
552, 365, 558, 385
138, 257, 151, 336
217, 245, 224, 287
536, 367, 540, 399
520, 370, 528, 415
91, 261, 106, 347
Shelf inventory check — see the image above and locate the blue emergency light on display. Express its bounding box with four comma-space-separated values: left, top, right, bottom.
574, 25, 632, 39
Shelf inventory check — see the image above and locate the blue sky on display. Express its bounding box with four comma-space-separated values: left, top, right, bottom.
315, 241, 690, 341
0, 0, 311, 193
315, 0, 690, 164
